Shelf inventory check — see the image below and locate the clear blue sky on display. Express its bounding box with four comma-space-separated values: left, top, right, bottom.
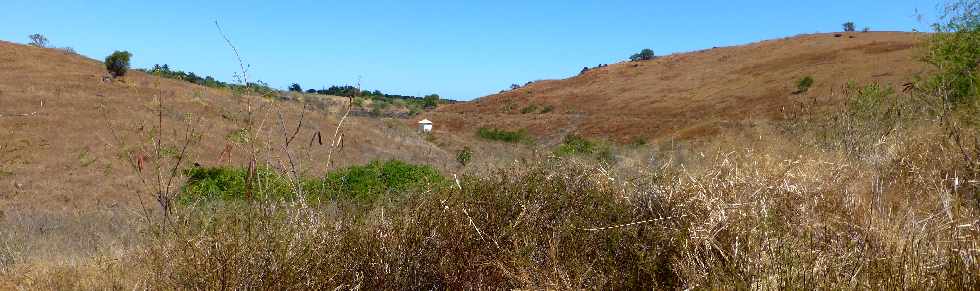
1, 0, 941, 100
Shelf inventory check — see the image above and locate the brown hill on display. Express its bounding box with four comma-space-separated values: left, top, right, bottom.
0, 41, 453, 209
434, 32, 931, 143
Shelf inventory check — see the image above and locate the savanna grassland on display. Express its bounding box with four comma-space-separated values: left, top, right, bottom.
3, 3, 980, 290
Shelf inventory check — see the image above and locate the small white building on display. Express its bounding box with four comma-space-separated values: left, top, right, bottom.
418, 119, 433, 133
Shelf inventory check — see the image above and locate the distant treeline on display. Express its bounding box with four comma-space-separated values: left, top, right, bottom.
138, 64, 459, 104
137, 64, 278, 96
300, 85, 459, 104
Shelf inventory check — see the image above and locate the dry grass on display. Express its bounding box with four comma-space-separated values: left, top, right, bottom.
2, 27, 979, 290
435, 32, 931, 143
127, 131, 979, 289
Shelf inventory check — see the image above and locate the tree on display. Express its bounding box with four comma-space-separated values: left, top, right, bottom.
630, 48, 655, 61
843, 22, 856, 32
28, 34, 48, 48
104, 50, 132, 78
422, 94, 440, 109
796, 76, 814, 94
288, 83, 303, 92
305, 89, 316, 94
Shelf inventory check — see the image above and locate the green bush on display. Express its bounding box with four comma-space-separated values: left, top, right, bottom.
554, 134, 597, 156
554, 134, 617, 164
180, 160, 444, 204
104, 50, 132, 78
540, 105, 554, 114
630, 48, 655, 61
324, 160, 445, 203
180, 167, 295, 203
456, 146, 473, 167
846, 82, 896, 122
520, 104, 539, 114
477, 127, 531, 143
843, 22, 856, 32
796, 76, 814, 93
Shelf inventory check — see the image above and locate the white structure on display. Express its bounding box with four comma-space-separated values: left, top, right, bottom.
418, 119, 433, 133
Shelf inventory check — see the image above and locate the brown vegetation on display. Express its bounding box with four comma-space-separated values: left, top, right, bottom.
435, 32, 931, 143
2, 26, 979, 289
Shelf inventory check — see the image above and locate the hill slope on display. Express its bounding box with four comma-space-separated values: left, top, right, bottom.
0, 41, 452, 209
435, 32, 930, 142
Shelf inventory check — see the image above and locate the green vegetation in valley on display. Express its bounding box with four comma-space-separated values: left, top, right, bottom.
180, 160, 445, 204
476, 127, 532, 144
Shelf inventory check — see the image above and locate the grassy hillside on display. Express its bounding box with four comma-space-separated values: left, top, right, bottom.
0, 40, 455, 210
3, 26, 980, 289
436, 32, 929, 142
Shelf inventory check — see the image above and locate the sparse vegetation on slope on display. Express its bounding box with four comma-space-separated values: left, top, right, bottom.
6, 2, 980, 289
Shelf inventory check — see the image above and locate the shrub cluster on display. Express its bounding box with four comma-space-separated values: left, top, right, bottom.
180, 160, 444, 204
476, 127, 531, 144
554, 134, 616, 163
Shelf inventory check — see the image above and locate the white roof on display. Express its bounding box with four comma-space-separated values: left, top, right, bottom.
418, 119, 432, 124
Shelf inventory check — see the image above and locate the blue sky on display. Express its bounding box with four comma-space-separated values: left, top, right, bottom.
1, 1, 941, 100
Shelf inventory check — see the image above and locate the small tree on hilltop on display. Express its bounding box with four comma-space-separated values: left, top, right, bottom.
288, 83, 303, 92
630, 48, 655, 61
28, 34, 48, 48
843, 22, 856, 32
104, 50, 132, 78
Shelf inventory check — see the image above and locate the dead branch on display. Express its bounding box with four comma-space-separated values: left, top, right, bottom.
325, 96, 354, 171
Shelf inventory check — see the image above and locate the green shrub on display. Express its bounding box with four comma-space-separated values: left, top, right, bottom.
520, 104, 539, 114
630, 48, 656, 61
324, 160, 445, 203
630, 136, 648, 147
540, 105, 554, 114
352, 97, 366, 107
554, 134, 617, 164
104, 50, 132, 78
796, 76, 814, 93
926, 14, 980, 107
456, 146, 473, 167
554, 134, 597, 156
180, 160, 443, 204
477, 127, 531, 143
180, 167, 295, 203
843, 22, 856, 32
846, 82, 895, 121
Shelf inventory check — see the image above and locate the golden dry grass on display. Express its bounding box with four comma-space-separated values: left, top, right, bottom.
434, 32, 931, 143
